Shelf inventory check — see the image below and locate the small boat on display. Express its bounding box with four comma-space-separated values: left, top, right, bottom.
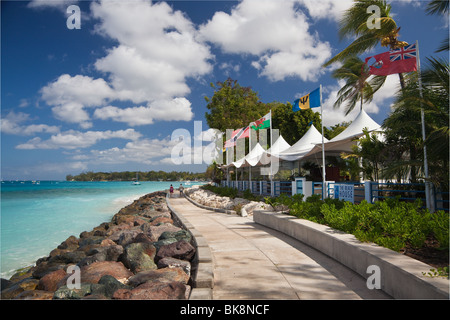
185, 180, 191, 186
132, 172, 141, 185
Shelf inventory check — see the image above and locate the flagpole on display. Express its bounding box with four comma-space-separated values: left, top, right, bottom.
269, 109, 273, 195
320, 84, 327, 199
416, 40, 432, 212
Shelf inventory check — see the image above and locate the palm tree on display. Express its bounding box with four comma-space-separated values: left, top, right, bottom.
332, 55, 386, 115
383, 58, 449, 189
426, 0, 449, 52
323, 0, 409, 88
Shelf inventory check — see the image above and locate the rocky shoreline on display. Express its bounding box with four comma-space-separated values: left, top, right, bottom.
1, 190, 196, 300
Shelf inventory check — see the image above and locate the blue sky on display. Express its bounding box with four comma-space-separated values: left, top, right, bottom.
1, 0, 448, 180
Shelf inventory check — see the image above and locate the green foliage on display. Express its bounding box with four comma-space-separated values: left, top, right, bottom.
272, 102, 322, 146
243, 188, 260, 201
67, 170, 207, 182
273, 194, 449, 252
201, 184, 238, 199
204, 78, 268, 132
422, 267, 449, 279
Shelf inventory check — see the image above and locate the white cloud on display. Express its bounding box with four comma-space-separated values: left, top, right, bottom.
298, 0, 353, 22
88, 0, 212, 121
16, 128, 142, 150
198, 0, 332, 82
319, 75, 400, 126
27, 0, 79, 11
0, 111, 60, 135
93, 97, 193, 126
87, 137, 177, 165
40, 74, 115, 128
37, 0, 213, 128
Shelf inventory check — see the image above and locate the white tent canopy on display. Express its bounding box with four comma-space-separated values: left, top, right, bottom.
236, 143, 267, 168
221, 109, 382, 169
306, 109, 382, 157
255, 135, 291, 166
273, 125, 329, 161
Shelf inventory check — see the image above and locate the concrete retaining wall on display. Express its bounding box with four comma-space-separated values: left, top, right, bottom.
166, 194, 214, 300
254, 210, 449, 300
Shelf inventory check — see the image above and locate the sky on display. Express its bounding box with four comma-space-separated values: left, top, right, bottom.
1, 0, 448, 180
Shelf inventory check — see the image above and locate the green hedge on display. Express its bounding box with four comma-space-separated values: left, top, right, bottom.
266, 194, 449, 252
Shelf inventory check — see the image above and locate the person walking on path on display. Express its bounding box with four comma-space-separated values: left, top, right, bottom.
179, 184, 184, 197
169, 184, 174, 198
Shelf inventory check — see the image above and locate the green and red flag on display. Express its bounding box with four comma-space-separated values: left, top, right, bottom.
250, 112, 271, 131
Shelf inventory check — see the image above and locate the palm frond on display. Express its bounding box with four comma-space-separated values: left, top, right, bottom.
426, 0, 449, 15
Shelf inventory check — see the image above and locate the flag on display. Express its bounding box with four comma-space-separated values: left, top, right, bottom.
250, 112, 271, 131
292, 87, 321, 112
224, 126, 250, 148
365, 43, 417, 76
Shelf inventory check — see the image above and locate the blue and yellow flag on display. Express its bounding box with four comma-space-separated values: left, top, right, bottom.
292, 87, 321, 112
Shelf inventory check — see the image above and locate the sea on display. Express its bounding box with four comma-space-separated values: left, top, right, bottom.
0, 180, 202, 279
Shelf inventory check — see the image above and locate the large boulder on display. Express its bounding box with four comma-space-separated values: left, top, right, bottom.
121, 243, 157, 273
155, 240, 196, 262
57, 235, 79, 251
98, 275, 130, 298
48, 250, 86, 264
37, 269, 67, 292
116, 228, 142, 246
32, 261, 67, 279
127, 267, 189, 287
113, 281, 187, 300
1, 277, 40, 299
80, 261, 133, 284
159, 229, 192, 244
140, 223, 181, 242
13, 290, 54, 300
157, 257, 191, 276
53, 283, 93, 299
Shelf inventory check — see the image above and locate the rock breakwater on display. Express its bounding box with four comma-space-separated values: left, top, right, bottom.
184, 185, 273, 216
1, 191, 196, 300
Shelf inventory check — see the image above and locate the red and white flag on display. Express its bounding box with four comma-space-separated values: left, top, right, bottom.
365, 43, 417, 76
224, 126, 250, 148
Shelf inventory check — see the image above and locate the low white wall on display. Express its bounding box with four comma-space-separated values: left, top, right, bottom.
254, 210, 449, 300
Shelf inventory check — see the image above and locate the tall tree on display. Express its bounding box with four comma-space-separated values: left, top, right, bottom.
323, 0, 408, 88
204, 78, 268, 132
332, 55, 386, 115
271, 102, 322, 146
382, 58, 449, 189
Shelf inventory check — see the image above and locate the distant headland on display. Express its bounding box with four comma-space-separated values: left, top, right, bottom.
66, 171, 207, 182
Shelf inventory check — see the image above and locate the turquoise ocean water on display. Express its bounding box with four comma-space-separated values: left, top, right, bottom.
0, 180, 201, 279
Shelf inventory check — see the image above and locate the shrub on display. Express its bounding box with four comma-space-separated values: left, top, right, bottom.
276, 193, 449, 252
201, 184, 238, 198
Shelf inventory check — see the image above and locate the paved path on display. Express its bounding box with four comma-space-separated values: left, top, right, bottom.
168, 196, 391, 300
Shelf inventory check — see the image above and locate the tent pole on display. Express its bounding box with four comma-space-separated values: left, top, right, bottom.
320, 84, 327, 199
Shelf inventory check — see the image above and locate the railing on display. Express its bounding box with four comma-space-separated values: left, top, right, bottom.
273, 181, 291, 196
219, 180, 448, 212
370, 182, 426, 207
435, 190, 449, 212
251, 181, 260, 194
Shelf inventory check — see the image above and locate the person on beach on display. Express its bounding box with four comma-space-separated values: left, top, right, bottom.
179, 184, 184, 197
169, 184, 174, 197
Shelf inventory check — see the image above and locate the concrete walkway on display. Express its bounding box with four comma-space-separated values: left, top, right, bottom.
168, 196, 391, 300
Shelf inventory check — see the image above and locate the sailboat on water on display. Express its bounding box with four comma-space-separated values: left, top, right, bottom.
132, 172, 141, 185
